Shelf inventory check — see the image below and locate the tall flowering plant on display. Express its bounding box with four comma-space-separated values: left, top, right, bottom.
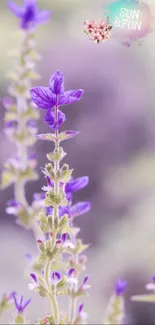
1, 0, 50, 233
26, 70, 91, 324
0, 2, 128, 324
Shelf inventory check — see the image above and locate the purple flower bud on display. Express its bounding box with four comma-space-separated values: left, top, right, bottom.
83, 276, 89, 286
30, 273, 38, 283
68, 267, 76, 278
78, 303, 84, 314
115, 279, 128, 296
50, 272, 61, 284
49, 70, 64, 95
44, 109, 66, 131
61, 233, 67, 244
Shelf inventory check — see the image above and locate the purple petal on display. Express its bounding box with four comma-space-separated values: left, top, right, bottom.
68, 268, 75, 278
12, 293, 19, 311
33, 192, 46, 201
59, 89, 84, 106
61, 233, 67, 243
70, 202, 91, 218
7, 199, 19, 208
44, 110, 66, 131
78, 304, 84, 314
36, 10, 51, 24
49, 70, 64, 95
30, 87, 56, 110
51, 272, 61, 282
115, 279, 128, 296
65, 176, 89, 193
22, 298, 31, 311
8, 1, 24, 18
59, 205, 69, 217
30, 273, 38, 283
7, 291, 16, 302
83, 276, 89, 285
152, 276, 155, 283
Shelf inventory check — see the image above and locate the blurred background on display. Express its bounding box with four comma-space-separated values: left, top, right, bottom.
0, 0, 155, 323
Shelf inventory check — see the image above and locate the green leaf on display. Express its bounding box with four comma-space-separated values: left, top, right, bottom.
56, 275, 68, 288
37, 133, 56, 142
131, 294, 155, 302
1, 171, 15, 189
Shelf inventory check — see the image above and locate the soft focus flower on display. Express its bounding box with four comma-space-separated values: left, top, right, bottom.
12, 293, 31, 313
115, 279, 128, 296
145, 276, 155, 291
30, 70, 84, 110
8, 0, 50, 30
6, 199, 21, 215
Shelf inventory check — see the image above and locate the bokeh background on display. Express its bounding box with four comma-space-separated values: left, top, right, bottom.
0, 0, 155, 323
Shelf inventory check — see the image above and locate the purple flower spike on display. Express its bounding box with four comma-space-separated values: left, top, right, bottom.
152, 276, 155, 283
115, 279, 128, 296
30, 71, 84, 110
68, 267, 76, 278
49, 70, 64, 95
8, 0, 50, 30
65, 176, 89, 193
70, 202, 91, 218
12, 293, 31, 313
44, 110, 66, 131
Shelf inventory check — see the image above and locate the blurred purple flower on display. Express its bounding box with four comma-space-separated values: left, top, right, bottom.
70, 202, 91, 218
30, 70, 84, 110
50, 272, 61, 284
6, 199, 21, 215
44, 109, 66, 131
12, 293, 31, 313
8, 0, 50, 30
115, 279, 128, 296
65, 176, 89, 194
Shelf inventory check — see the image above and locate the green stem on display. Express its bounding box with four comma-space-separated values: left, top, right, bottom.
48, 292, 59, 324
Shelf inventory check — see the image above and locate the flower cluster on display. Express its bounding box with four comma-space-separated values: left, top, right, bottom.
19, 70, 91, 324
83, 18, 112, 43
1, 0, 50, 230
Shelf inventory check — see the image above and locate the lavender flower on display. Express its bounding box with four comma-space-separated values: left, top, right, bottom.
12, 293, 31, 313
30, 70, 84, 111
115, 279, 128, 296
8, 0, 50, 30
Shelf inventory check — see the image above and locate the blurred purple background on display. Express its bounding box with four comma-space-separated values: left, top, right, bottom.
1, 0, 155, 323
